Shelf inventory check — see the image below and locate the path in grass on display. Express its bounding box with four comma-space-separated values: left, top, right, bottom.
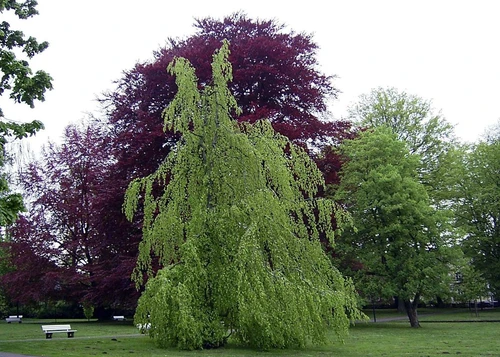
0, 353, 40, 357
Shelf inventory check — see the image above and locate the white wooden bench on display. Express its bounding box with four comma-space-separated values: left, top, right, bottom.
113, 315, 126, 321
41, 324, 77, 339
5, 315, 22, 323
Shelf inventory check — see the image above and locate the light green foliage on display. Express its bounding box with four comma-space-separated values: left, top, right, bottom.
348, 87, 455, 201
335, 127, 458, 325
452, 137, 500, 295
124, 41, 363, 350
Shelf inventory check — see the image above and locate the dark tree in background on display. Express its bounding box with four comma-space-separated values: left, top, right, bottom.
96, 13, 353, 309
3, 122, 140, 310
4, 13, 354, 313
104, 12, 342, 147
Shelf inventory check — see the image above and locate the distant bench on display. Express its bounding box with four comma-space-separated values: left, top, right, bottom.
41, 324, 77, 339
5, 315, 22, 323
113, 315, 126, 321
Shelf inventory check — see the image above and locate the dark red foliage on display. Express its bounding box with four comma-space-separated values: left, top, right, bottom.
1, 216, 63, 305
103, 13, 344, 154
4, 13, 355, 312
99, 13, 355, 306
3, 122, 140, 309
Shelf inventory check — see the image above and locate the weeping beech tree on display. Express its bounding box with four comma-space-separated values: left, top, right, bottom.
124, 41, 362, 350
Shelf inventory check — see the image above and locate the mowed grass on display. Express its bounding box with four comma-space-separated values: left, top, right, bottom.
0, 311, 499, 357
363, 307, 500, 322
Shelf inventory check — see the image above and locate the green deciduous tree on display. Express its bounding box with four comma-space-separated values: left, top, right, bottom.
124, 41, 362, 350
348, 87, 455, 201
335, 127, 458, 328
453, 136, 500, 296
0, 0, 51, 227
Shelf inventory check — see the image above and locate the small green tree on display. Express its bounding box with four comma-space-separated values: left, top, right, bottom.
124, 41, 362, 350
82, 303, 94, 321
335, 127, 458, 328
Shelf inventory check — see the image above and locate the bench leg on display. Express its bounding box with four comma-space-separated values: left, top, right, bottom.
67, 332, 74, 338
46, 333, 52, 339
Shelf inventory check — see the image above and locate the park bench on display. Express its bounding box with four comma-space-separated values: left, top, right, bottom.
5, 315, 22, 323
113, 315, 126, 321
41, 324, 77, 339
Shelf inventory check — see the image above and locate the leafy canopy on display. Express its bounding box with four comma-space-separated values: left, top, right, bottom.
124, 41, 362, 350
348, 87, 455, 200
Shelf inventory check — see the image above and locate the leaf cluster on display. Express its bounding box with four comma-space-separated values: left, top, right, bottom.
0, 0, 52, 116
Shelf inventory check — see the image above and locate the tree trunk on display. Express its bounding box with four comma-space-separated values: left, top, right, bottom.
396, 296, 406, 313
403, 294, 421, 328
436, 296, 446, 308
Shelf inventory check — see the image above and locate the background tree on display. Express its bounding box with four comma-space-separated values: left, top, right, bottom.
82, 13, 353, 309
126, 42, 362, 350
452, 133, 500, 297
2, 121, 140, 312
450, 260, 489, 316
1, 215, 62, 306
347, 87, 455, 201
335, 127, 458, 327
4, 13, 354, 314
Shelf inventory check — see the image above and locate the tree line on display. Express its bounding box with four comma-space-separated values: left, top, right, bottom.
0, 3, 499, 350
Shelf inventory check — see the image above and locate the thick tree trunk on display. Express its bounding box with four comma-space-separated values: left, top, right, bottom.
403, 294, 421, 328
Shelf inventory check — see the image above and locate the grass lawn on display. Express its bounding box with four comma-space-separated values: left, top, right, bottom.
0, 312, 499, 356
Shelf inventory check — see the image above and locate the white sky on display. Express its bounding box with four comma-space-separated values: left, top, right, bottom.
3, 0, 500, 150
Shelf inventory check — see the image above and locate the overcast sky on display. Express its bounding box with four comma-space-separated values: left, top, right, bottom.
3, 0, 500, 150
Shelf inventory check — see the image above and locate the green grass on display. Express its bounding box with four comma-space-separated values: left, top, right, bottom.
0, 313, 499, 356
0, 319, 138, 341
363, 307, 500, 322
419, 308, 500, 322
